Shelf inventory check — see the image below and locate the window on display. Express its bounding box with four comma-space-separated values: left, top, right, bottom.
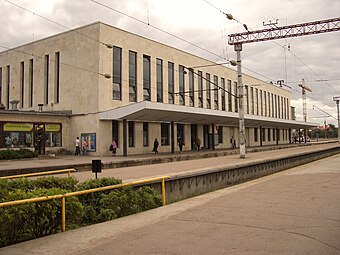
218, 126, 223, 143
129, 51, 137, 102
6, 65, 10, 109
262, 128, 265, 141
260, 90, 263, 116
254, 128, 258, 142
271, 94, 274, 117
168, 62, 174, 104
273, 128, 276, 141
221, 78, 226, 111
284, 97, 286, 119
143, 55, 151, 101
113, 47, 122, 100
161, 123, 169, 145
255, 88, 258, 115
198, 71, 203, 107
112, 120, 119, 147
156, 58, 163, 103
213, 75, 218, 110
0, 67, 2, 104
277, 129, 280, 141
250, 87, 254, 114
268, 92, 271, 117
275, 95, 277, 118
179, 65, 185, 105
234, 82, 238, 112
268, 128, 271, 141
20, 61, 24, 108
206, 73, 211, 109
228, 79, 232, 111
143, 122, 149, 147
44, 55, 49, 105
278, 95, 281, 118
264, 91, 267, 116
245, 85, 249, 114
55, 52, 60, 104
128, 121, 134, 147
189, 69, 194, 107
28, 59, 34, 108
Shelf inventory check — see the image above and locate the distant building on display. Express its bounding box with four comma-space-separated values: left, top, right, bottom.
0, 22, 315, 156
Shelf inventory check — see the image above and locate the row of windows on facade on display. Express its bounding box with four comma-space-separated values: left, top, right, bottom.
112, 47, 290, 120
0, 52, 60, 109
111, 120, 290, 148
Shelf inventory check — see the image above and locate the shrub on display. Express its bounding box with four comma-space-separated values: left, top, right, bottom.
33, 176, 79, 191
0, 149, 37, 160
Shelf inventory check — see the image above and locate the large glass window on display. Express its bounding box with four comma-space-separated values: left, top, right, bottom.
254, 128, 258, 142
271, 93, 274, 117
268, 128, 271, 141
54, 52, 60, 104
228, 80, 232, 111
29, 59, 33, 107
168, 62, 174, 104
264, 91, 267, 116
245, 85, 249, 114
161, 123, 169, 145
260, 90, 263, 116
234, 81, 238, 112
129, 51, 137, 102
278, 95, 281, 118
143, 55, 151, 101
179, 65, 185, 105
113, 47, 122, 100
189, 69, 194, 107
255, 88, 259, 115
198, 71, 203, 108
250, 86, 254, 114
20, 61, 24, 108
44, 55, 49, 105
221, 78, 226, 111
112, 120, 119, 147
206, 73, 211, 109
128, 121, 134, 147
214, 75, 218, 110
6, 65, 10, 109
156, 58, 163, 103
218, 126, 223, 143
143, 122, 149, 147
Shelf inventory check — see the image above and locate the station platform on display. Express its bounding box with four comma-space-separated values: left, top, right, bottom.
0, 142, 339, 254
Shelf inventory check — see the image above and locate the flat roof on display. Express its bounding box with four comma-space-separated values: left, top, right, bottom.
99, 101, 317, 129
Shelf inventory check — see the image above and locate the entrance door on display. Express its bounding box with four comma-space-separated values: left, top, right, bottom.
34, 124, 45, 155
190, 124, 197, 150
177, 123, 184, 144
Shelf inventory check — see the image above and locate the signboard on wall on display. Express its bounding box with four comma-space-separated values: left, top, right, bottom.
81, 133, 96, 152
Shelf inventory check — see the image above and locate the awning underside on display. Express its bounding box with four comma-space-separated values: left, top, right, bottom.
99, 101, 317, 129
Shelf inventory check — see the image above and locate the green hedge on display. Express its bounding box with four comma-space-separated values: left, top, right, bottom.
0, 149, 38, 160
0, 176, 162, 247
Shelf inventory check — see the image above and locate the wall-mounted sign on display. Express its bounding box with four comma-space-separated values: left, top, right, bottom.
46, 124, 61, 132
4, 123, 33, 132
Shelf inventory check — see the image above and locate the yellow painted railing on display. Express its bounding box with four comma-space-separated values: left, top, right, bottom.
0, 168, 77, 179
0, 175, 171, 232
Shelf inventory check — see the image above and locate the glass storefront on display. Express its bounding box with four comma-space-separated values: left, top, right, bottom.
0, 122, 62, 149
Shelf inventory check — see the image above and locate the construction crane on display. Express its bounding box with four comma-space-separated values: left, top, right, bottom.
298, 79, 312, 122
227, 17, 340, 157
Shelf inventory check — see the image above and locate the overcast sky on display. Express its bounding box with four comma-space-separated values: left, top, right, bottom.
1, 0, 340, 126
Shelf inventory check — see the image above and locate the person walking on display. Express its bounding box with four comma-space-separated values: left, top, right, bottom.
152, 138, 159, 153
196, 137, 201, 152
230, 136, 234, 150
82, 138, 88, 156
75, 137, 80, 155
111, 139, 117, 157
178, 137, 184, 153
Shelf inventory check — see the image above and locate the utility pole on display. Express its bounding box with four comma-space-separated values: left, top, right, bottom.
235, 44, 246, 158
333, 96, 340, 142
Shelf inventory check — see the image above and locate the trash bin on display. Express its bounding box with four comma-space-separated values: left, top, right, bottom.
92, 159, 102, 173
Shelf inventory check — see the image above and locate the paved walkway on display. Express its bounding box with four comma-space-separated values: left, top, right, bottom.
1, 149, 339, 255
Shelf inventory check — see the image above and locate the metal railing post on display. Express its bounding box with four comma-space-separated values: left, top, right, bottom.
161, 177, 166, 206
61, 196, 66, 232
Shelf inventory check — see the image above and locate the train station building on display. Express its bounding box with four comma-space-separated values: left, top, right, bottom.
0, 22, 316, 156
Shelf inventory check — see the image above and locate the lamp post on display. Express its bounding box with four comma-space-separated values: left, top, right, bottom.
333, 96, 340, 142
231, 44, 246, 158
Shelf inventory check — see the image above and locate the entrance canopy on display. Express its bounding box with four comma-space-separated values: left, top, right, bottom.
99, 101, 317, 129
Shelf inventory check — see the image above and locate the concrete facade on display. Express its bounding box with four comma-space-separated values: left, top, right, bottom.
0, 22, 315, 156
